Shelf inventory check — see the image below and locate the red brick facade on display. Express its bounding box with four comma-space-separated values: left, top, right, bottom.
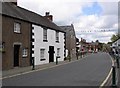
2, 15, 31, 70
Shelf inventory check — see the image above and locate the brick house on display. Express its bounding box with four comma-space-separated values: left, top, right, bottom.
79, 38, 99, 53
1, 2, 31, 70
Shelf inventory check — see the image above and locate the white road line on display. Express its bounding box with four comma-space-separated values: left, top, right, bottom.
99, 53, 114, 88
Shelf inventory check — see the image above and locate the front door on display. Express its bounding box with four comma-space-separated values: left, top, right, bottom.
14, 45, 20, 67
49, 46, 54, 62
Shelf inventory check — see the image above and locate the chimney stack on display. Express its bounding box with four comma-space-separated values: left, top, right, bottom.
5, 0, 17, 5
46, 12, 50, 16
12, 0, 17, 5
12, 0, 17, 6
44, 12, 53, 21
3, 0, 17, 5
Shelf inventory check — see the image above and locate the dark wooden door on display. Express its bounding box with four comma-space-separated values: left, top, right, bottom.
49, 46, 54, 62
14, 45, 20, 67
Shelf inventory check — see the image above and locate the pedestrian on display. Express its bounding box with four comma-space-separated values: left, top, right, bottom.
111, 50, 114, 59
112, 48, 116, 60
76, 52, 78, 60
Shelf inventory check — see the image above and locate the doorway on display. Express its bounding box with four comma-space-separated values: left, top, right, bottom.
14, 45, 20, 67
49, 46, 54, 62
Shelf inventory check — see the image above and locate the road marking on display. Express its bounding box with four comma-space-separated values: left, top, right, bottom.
1, 54, 90, 80
99, 53, 114, 88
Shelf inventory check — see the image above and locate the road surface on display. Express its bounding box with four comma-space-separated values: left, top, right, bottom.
2, 52, 112, 86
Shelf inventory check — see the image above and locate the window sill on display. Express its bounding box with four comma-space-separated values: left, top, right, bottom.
43, 40, 48, 42
56, 41, 59, 43
22, 55, 28, 58
14, 32, 21, 34
40, 58, 46, 61
56, 56, 60, 58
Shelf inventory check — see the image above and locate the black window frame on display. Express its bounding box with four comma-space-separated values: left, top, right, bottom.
43, 28, 48, 42
56, 31, 59, 43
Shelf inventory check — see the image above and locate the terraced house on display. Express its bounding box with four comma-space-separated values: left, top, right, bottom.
60, 24, 76, 60
1, 1, 65, 70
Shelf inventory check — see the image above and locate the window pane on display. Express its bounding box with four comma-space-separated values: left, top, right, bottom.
57, 48, 60, 56
40, 49, 45, 59
14, 22, 21, 33
56, 31, 59, 42
23, 48, 27, 57
43, 29, 47, 40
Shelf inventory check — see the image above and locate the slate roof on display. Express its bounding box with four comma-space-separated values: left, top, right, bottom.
60, 25, 76, 36
1, 2, 64, 32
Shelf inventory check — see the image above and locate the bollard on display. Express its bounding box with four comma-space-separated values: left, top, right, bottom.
32, 57, 35, 70
80, 52, 82, 58
112, 66, 116, 87
69, 56, 71, 62
56, 57, 58, 65
81, 52, 83, 58
56, 56, 60, 65
76, 53, 78, 60
116, 57, 119, 68
69, 58, 71, 62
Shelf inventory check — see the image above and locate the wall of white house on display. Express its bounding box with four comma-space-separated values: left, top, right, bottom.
112, 39, 120, 47
32, 24, 65, 65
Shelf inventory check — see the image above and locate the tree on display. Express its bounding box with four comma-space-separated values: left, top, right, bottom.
111, 34, 119, 42
96, 40, 99, 43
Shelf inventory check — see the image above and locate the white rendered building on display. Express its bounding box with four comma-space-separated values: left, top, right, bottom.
32, 24, 65, 65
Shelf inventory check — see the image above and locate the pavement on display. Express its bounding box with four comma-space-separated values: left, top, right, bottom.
2, 52, 112, 86
109, 54, 120, 87
2, 60, 71, 78
2, 55, 85, 78
2, 53, 91, 78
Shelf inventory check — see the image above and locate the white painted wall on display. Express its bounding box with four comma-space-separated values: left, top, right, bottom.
32, 24, 65, 65
112, 39, 120, 47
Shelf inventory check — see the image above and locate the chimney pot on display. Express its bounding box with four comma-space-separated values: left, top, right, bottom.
44, 12, 53, 21
46, 12, 50, 16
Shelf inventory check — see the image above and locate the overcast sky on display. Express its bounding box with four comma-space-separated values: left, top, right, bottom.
18, 0, 119, 43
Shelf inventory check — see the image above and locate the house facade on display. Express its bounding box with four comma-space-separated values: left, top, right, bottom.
31, 12, 65, 65
79, 38, 99, 53
1, 2, 65, 70
111, 38, 120, 54
2, 3, 31, 70
112, 39, 120, 48
60, 24, 76, 60
32, 24, 65, 65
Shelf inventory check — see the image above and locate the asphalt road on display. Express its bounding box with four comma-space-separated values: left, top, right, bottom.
3, 52, 112, 86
